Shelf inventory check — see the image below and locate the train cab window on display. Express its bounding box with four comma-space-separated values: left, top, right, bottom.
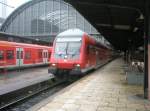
67, 42, 81, 55
55, 42, 67, 55
6, 50, 14, 60
0, 50, 4, 60
25, 51, 31, 59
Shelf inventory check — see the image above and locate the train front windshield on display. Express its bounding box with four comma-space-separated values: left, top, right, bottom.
54, 37, 81, 59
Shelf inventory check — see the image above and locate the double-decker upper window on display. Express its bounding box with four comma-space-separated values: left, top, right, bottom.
25, 51, 31, 59
6, 50, 14, 60
38, 50, 42, 59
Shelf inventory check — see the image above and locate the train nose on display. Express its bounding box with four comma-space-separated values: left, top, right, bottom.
58, 62, 74, 69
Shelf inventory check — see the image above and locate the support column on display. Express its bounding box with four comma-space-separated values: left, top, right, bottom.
145, 0, 150, 99
148, 41, 150, 100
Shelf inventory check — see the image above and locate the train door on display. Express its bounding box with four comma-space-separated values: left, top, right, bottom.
16, 48, 23, 67
43, 50, 48, 63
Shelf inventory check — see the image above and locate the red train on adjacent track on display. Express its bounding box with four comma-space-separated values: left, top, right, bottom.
0, 41, 52, 70
49, 29, 112, 77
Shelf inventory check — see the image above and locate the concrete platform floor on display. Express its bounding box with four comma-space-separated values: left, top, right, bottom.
31, 59, 150, 111
0, 67, 53, 95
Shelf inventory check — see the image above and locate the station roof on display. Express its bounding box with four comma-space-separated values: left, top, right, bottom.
0, 32, 50, 46
66, 0, 145, 51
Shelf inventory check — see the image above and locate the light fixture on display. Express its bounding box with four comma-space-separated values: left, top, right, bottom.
52, 63, 56, 66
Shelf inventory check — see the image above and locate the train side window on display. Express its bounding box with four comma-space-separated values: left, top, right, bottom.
21, 51, 23, 59
48, 52, 51, 58
38, 51, 42, 59
0, 50, 4, 60
6, 50, 14, 60
17, 51, 20, 59
25, 51, 31, 59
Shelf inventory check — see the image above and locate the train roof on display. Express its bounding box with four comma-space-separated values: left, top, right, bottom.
0, 41, 52, 49
57, 28, 85, 37
56, 28, 112, 50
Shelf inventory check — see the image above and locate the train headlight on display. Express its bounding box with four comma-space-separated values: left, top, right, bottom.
64, 55, 68, 59
52, 63, 56, 66
76, 64, 80, 67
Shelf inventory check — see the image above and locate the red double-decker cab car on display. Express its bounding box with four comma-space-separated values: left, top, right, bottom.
49, 29, 112, 77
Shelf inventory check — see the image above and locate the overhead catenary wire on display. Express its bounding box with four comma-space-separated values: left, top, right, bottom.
0, 1, 14, 8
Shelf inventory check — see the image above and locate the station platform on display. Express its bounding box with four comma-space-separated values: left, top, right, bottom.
0, 67, 54, 95
29, 59, 150, 111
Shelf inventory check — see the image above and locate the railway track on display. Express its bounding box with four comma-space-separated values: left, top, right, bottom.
0, 61, 113, 111
0, 78, 71, 111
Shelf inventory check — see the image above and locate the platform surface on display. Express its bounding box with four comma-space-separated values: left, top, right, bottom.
29, 59, 150, 111
0, 67, 54, 95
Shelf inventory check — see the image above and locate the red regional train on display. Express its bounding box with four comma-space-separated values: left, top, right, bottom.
0, 41, 52, 70
48, 29, 112, 77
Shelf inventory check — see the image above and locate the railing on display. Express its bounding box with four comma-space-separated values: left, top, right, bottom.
123, 61, 144, 85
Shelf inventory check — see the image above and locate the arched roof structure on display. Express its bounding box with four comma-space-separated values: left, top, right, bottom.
0, 0, 105, 43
